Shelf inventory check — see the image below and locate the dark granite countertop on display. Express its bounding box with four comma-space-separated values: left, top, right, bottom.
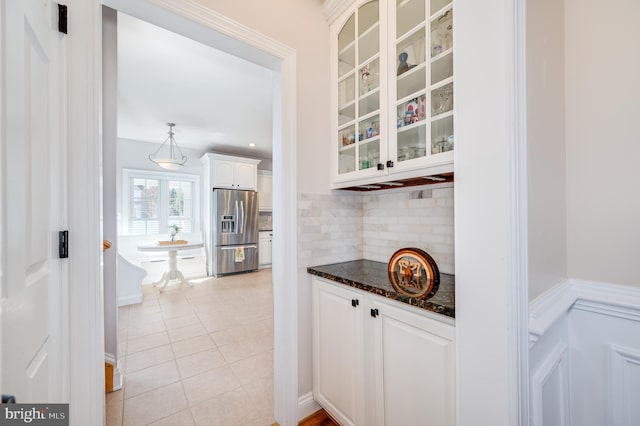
307, 259, 455, 318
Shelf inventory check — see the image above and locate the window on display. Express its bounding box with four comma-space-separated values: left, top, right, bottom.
123, 169, 199, 235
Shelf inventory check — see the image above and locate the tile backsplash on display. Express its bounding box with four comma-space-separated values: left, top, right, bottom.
298, 183, 454, 274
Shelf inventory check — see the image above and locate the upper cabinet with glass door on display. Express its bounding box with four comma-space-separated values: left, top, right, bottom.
392, 0, 453, 170
334, 0, 386, 181
330, 0, 454, 188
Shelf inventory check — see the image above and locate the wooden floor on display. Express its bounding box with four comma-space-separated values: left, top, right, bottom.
271, 408, 339, 426
298, 409, 340, 426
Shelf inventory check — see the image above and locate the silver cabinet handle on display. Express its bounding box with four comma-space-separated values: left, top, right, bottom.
220, 245, 257, 250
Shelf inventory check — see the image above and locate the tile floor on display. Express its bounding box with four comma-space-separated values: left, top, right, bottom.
107, 269, 274, 426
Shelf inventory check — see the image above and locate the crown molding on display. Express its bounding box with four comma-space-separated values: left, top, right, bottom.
321, 0, 354, 24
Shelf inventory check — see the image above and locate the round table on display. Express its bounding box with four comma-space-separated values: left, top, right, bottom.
137, 242, 204, 292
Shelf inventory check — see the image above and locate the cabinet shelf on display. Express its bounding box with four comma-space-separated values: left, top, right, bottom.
359, 135, 380, 146
338, 119, 356, 132
397, 62, 426, 83
338, 70, 355, 84
340, 143, 356, 152
431, 110, 454, 122
396, 21, 427, 45
397, 89, 427, 107
358, 21, 380, 41
339, 40, 356, 57
430, 47, 453, 63
397, 120, 426, 135
431, 76, 454, 90
430, 2, 453, 21
360, 87, 380, 102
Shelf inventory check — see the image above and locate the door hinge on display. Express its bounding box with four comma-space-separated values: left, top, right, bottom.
59, 230, 69, 258
58, 4, 68, 34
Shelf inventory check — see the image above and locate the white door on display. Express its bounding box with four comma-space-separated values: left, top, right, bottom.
312, 279, 365, 426
371, 301, 455, 426
1, 0, 68, 403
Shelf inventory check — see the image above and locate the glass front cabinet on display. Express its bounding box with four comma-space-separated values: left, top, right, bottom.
331, 0, 454, 187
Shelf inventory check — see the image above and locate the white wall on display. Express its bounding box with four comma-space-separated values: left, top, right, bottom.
527, 0, 567, 300
565, 0, 640, 287
193, 0, 332, 195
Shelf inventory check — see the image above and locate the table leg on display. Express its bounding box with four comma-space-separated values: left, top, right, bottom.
154, 272, 170, 292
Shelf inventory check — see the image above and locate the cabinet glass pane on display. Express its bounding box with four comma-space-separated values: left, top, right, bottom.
397, 0, 425, 39
397, 124, 427, 162
339, 102, 356, 127
358, 114, 380, 141
338, 74, 355, 109
431, 115, 454, 154
430, 0, 451, 16
431, 9, 453, 57
396, 95, 427, 128
358, 141, 380, 170
359, 58, 379, 96
358, 2, 379, 63
338, 15, 356, 78
397, 28, 426, 74
431, 51, 453, 85
339, 146, 356, 174
431, 82, 453, 116
359, 92, 379, 117
397, 65, 426, 100
339, 125, 356, 148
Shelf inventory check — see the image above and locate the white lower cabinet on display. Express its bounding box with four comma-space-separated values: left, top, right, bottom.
312, 277, 455, 426
258, 231, 272, 267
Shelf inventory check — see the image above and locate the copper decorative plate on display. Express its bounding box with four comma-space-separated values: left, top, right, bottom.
387, 248, 440, 299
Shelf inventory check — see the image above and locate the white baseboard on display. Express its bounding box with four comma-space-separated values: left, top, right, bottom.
104, 353, 123, 391
298, 392, 321, 421
118, 294, 142, 307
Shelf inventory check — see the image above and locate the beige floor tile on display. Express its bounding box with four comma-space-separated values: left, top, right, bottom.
171, 334, 216, 359
168, 323, 207, 343
106, 389, 124, 404
127, 331, 170, 355
124, 360, 181, 399
181, 365, 241, 406
230, 351, 273, 385
123, 382, 187, 426
127, 319, 167, 339
126, 344, 175, 374
209, 322, 268, 347
148, 408, 195, 426
242, 375, 274, 420
128, 311, 164, 327
162, 305, 196, 320
176, 348, 227, 379
199, 314, 240, 333
217, 335, 272, 364
190, 388, 260, 426
106, 397, 123, 426
164, 313, 201, 331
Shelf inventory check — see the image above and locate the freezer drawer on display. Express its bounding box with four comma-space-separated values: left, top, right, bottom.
213, 244, 259, 277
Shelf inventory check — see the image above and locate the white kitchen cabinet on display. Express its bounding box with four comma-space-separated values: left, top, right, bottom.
312, 277, 455, 426
200, 153, 260, 191
330, 0, 454, 188
312, 278, 366, 426
257, 171, 272, 211
258, 231, 272, 267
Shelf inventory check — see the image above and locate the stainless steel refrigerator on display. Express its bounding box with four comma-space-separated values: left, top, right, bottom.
209, 189, 259, 277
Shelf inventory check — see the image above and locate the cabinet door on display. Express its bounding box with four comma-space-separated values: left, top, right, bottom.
371, 300, 455, 426
258, 236, 272, 266
212, 159, 236, 189
313, 279, 365, 426
234, 162, 257, 190
333, 0, 387, 184
390, 0, 454, 173
257, 174, 273, 210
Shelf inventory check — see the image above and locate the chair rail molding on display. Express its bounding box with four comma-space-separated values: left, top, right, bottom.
529, 279, 640, 345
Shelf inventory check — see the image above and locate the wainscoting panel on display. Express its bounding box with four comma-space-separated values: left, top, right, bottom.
530, 279, 640, 426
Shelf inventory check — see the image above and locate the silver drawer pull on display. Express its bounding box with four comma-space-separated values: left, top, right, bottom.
220, 245, 257, 250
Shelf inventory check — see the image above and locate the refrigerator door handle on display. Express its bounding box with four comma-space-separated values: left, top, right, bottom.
234, 200, 239, 234
239, 200, 245, 234
219, 245, 257, 250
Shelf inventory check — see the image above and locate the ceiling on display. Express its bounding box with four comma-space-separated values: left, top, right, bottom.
117, 12, 274, 159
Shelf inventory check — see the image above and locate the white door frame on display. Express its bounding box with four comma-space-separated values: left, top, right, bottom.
69, 0, 298, 424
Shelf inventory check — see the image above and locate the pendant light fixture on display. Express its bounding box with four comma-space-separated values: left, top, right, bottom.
149, 122, 187, 170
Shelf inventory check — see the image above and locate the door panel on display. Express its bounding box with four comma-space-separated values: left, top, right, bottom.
2, 0, 66, 403
214, 245, 258, 276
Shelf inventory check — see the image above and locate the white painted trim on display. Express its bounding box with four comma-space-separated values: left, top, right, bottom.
507, 0, 530, 422
529, 279, 640, 344
117, 295, 142, 307
297, 392, 321, 421
67, 1, 105, 425
531, 342, 569, 426
104, 353, 123, 391
607, 343, 640, 425
95, 1, 299, 425
321, 0, 353, 25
